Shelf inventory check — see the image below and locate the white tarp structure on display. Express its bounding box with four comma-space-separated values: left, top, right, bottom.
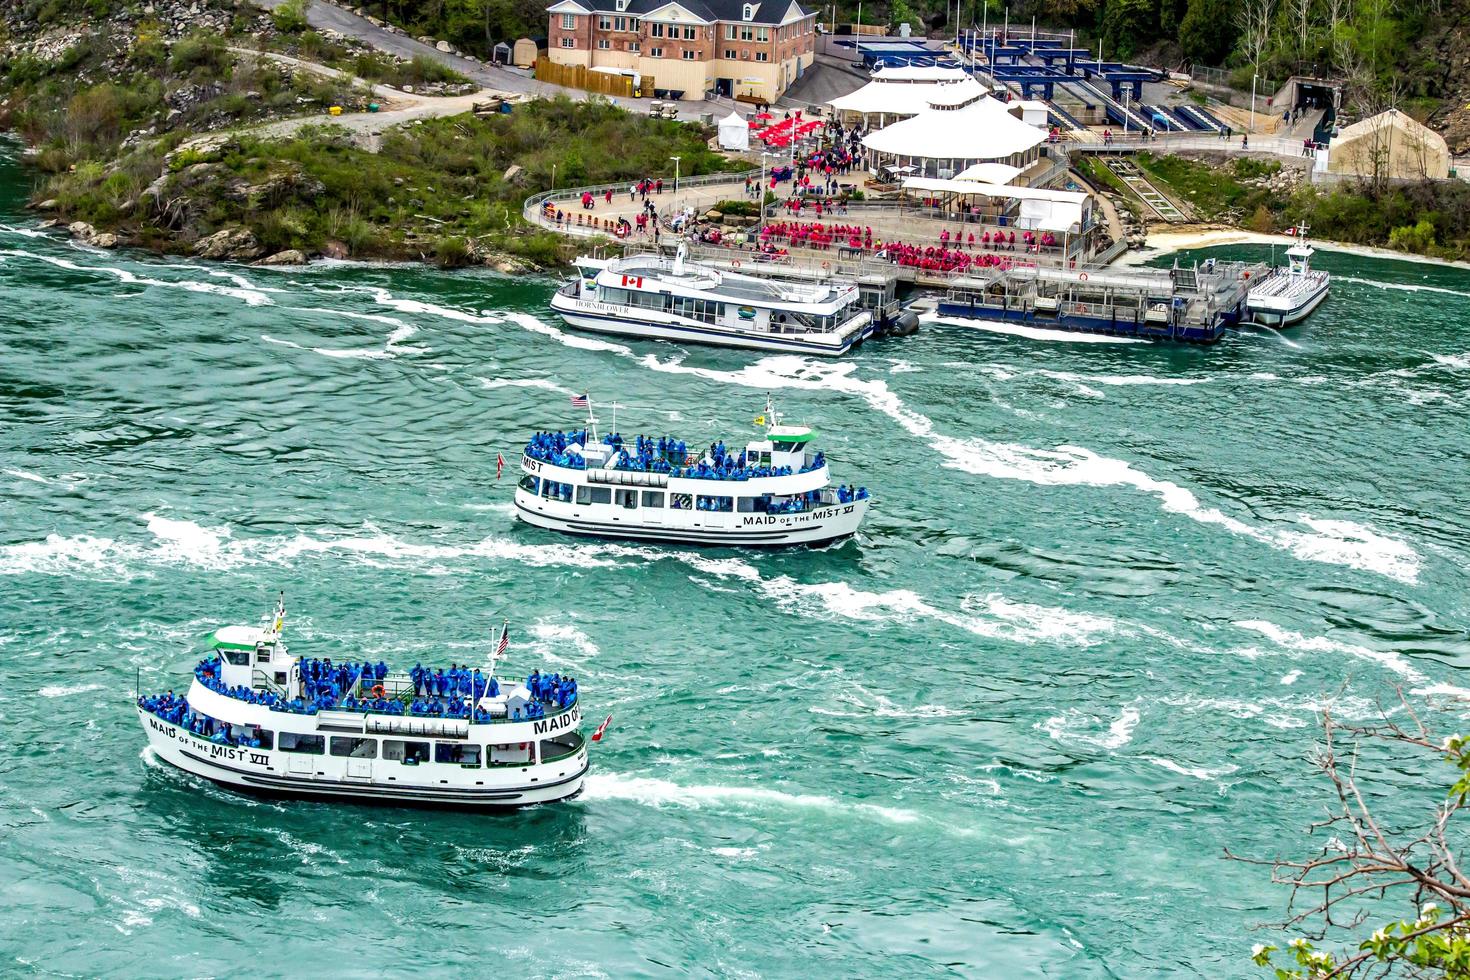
717, 111, 751, 151
829, 77, 984, 120
863, 96, 1046, 167
870, 65, 971, 82
901, 176, 1090, 232
954, 162, 1022, 184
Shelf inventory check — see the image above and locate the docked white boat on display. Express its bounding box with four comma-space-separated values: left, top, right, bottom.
549, 245, 874, 355
1247, 224, 1330, 327
137, 602, 592, 809
514, 399, 872, 547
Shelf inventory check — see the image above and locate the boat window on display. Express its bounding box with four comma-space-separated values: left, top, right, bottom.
279, 732, 325, 754
737, 496, 765, 512
576, 486, 611, 505
330, 736, 377, 758
696, 495, 733, 512
641, 490, 665, 507
670, 492, 693, 510
382, 739, 431, 764
488, 742, 533, 765
601, 287, 629, 305
519, 474, 540, 494
435, 743, 482, 767
220, 647, 251, 666
540, 733, 582, 763
614, 489, 638, 509
254, 728, 274, 750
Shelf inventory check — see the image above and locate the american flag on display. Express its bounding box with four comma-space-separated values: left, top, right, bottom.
570, 393, 589, 408
496, 452, 505, 480
496, 622, 510, 658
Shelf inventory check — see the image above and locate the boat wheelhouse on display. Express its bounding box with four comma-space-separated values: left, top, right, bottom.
549, 245, 875, 356
514, 399, 872, 547
137, 602, 590, 809
1247, 223, 1331, 327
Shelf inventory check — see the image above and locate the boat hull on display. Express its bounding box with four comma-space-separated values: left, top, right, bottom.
934, 300, 1230, 343
1247, 279, 1330, 327
140, 709, 587, 809
514, 494, 869, 547
550, 292, 871, 356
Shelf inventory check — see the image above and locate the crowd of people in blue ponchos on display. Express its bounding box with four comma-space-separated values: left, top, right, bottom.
137, 691, 266, 747
524, 430, 591, 469
188, 653, 577, 725
835, 485, 869, 504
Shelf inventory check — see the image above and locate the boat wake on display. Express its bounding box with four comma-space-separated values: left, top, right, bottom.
1337, 276, 1470, 299
580, 772, 924, 826
923, 313, 1148, 345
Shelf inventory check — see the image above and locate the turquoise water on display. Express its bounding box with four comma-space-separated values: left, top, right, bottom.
2, 137, 1469, 976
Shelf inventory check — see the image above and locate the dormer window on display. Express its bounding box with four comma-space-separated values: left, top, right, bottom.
616, 0, 627, 9
742, 3, 755, 20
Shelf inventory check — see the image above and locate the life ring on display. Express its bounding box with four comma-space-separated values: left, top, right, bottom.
1243, 271, 1251, 280
1078, 304, 1090, 314
371, 684, 385, 698
731, 259, 741, 268
1078, 272, 1089, 282
821, 261, 831, 270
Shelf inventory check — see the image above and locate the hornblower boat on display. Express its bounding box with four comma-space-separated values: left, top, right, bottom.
550, 244, 874, 355
137, 599, 593, 809
514, 397, 872, 547
1246, 223, 1331, 327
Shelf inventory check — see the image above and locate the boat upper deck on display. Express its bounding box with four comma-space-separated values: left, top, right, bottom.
607, 254, 856, 309
523, 429, 832, 482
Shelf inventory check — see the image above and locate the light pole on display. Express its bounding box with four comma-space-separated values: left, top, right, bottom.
1250, 72, 1259, 133
760, 151, 776, 230
670, 155, 681, 197
551, 163, 557, 191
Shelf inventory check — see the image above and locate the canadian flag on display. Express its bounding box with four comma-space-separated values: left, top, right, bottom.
496, 452, 505, 480
591, 714, 613, 742
1286, 227, 1297, 236
620, 274, 644, 288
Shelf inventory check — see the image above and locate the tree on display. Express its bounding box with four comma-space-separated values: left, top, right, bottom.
1231, 695, 1470, 978
1179, 0, 1238, 65
1237, 0, 1276, 74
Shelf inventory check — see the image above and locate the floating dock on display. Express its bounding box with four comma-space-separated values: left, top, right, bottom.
934, 259, 1270, 343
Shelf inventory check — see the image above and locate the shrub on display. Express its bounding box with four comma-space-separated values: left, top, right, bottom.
712, 199, 757, 216
1388, 218, 1436, 254
271, 0, 309, 33
169, 34, 227, 75
433, 235, 470, 267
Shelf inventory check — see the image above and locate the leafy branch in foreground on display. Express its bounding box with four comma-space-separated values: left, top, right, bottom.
1229, 693, 1470, 978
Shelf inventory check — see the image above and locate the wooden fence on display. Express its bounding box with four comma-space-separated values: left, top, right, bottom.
534, 59, 653, 98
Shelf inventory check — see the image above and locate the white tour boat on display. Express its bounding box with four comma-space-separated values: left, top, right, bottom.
550, 245, 874, 355
137, 600, 594, 809
1247, 223, 1331, 327
514, 398, 872, 547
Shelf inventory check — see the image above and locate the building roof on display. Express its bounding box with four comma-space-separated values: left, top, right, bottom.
1333, 107, 1448, 150
829, 76, 984, 116
862, 96, 1046, 161
954, 162, 1022, 184
901, 177, 1089, 231
547, 0, 814, 24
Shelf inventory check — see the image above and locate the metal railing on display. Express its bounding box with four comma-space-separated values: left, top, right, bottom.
522, 169, 762, 227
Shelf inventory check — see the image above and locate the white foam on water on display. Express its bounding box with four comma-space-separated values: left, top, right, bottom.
0, 248, 275, 306
581, 772, 921, 825
139, 746, 163, 768
923, 313, 1149, 344
1280, 669, 1302, 685
39, 682, 106, 697
0, 533, 122, 577
5, 468, 52, 485
0, 223, 55, 239
478, 377, 579, 396
1235, 619, 1424, 683
502, 310, 636, 353
711, 846, 760, 858
1146, 757, 1239, 781
143, 512, 233, 569
1274, 517, 1421, 585
529, 620, 601, 659
1033, 369, 1212, 388
1038, 705, 1140, 750
1338, 276, 1470, 299
260, 333, 303, 351
1432, 353, 1470, 370
312, 347, 395, 360
356, 286, 505, 326
816, 682, 960, 719
887, 359, 923, 374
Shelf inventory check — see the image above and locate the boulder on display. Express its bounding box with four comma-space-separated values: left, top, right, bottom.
90, 232, 120, 248
35, 198, 58, 210
67, 221, 96, 240
321, 240, 349, 259
194, 227, 262, 260
256, 249, 307, 266
37, 218, 58, 229
435, 40, 453, 52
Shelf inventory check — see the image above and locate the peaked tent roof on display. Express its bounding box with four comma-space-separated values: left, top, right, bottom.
862, 96, 1046, 161
829, 76, 984, 117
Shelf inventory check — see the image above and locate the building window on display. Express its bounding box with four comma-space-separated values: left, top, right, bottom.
650, 22, 664, 36
597, 38, 610, 48
682, 25, 696, 39
560, 13, 576, 28
650, 45, 663, 56
616, 0, 628, 8
756, 50, 768, 61
632, 17, 640, 29
742, 3, 755, 19
560, 37, 575, 47
724, 48, 736, 58
739, 24, 753, 40
755, 26, 768, 41
724, 24, 736, 39
629, 41, 639, 51
598, 15, 611, 28
682, 49, 696, 59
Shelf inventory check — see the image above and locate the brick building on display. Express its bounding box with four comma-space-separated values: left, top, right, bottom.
546, 0, 817, 100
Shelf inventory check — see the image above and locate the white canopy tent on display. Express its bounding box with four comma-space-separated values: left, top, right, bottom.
901, 176, 1090, 232
862, 96, 1047, 175
717, 111, 751, 151
869, 65, 971, 82
829, 77, 985, 122
954, 162, 1022, 184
